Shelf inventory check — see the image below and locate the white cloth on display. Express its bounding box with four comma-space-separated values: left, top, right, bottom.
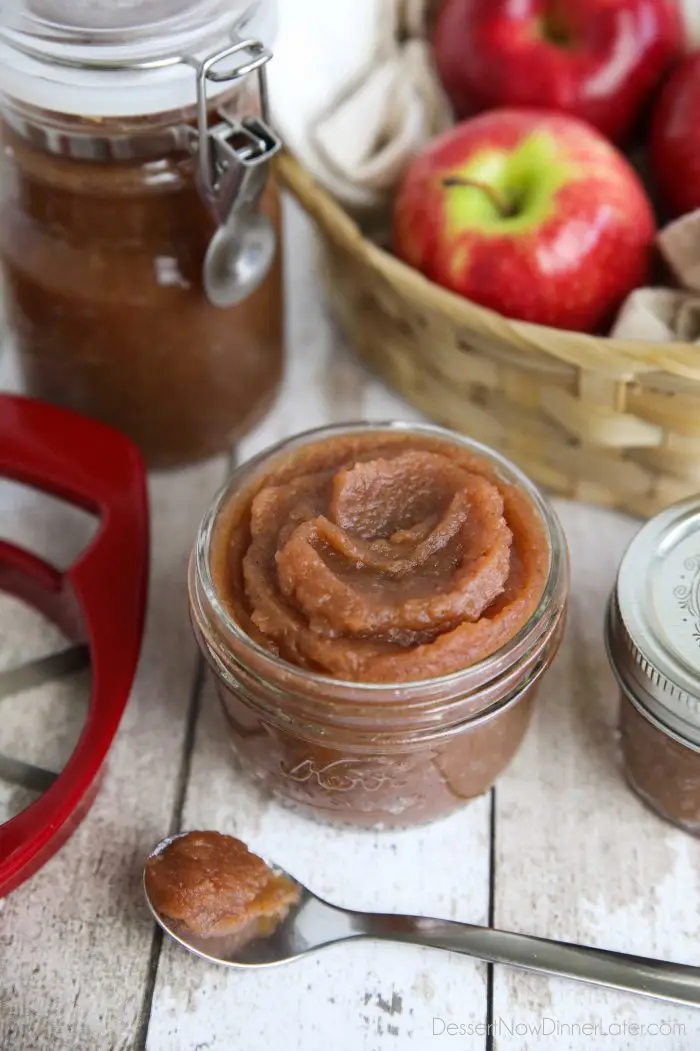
304, 0, 453, 213
657, 208, 700, 293
612, 209, 700, 343
611, 287, 700, 343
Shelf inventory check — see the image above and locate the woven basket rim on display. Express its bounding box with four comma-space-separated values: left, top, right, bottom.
273, 149, 700, 383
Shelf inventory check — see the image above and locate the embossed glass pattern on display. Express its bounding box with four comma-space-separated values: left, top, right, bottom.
189, 423, 569, 830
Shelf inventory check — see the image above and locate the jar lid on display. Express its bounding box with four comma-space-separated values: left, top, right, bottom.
607, 495, 700, 746
0, 0, 277, 117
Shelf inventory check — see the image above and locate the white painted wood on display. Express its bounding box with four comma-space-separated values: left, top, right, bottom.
146, 679, 491, 1051
145, 200, 492, 1051
492, 502, 700, 1050
2, 197, 700, 1051
0, 435, 228, 1048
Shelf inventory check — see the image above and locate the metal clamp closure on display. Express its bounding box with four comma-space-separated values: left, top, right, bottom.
187, 36, 281, 306
193, 37, 281, 225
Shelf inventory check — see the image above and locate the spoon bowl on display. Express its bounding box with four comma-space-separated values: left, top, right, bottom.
144, 833, 700, 1007
203, 212, 276, 309
143, 832, 375, 969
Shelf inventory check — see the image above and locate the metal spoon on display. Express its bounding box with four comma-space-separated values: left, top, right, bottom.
203, 210, 276, 308
201, 119, 279, 309
144, 834, 700, 1008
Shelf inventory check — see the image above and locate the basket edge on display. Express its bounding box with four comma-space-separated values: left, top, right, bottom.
273, 150, 700, 382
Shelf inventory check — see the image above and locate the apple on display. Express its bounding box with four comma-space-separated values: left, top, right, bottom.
393, 109, 656, 333
432, 0, 683, 146
650, 52, 700, 218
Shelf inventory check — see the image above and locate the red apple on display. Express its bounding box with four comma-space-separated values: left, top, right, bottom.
433, 0, 683, 146
650, 52, 700, 217
393, 109, 656, 333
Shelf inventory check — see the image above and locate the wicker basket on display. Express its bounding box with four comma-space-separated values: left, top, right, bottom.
274, 150, 700, 519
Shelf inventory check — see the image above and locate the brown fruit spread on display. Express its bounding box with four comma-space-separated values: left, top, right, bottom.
620, 695, 700, 834
0, 122, 283, 468
216, 684, 541, 827
194, 427, 564, 827
145, 831, 300, 942
212, 431, 550, 683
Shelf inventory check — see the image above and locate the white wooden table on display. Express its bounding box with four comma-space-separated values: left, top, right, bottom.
1, 199, 699, 1051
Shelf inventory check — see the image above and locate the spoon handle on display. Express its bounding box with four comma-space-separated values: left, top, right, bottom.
370, 920, 700, 1008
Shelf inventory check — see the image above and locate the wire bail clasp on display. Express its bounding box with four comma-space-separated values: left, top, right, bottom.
193, 36, 281, 225
190, 36, 281, 308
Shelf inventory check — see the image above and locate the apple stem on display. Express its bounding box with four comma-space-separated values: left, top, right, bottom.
442, 177, 514, 218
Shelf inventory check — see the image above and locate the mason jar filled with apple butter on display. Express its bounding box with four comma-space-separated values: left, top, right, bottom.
189, 422, 570, 830
606, 496, 700, 838
0, 1, 284, 469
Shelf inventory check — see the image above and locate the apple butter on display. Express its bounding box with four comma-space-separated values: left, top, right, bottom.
619, 695, 700, 835
0, 4, 284, 469
190, 423, 569, 828
606, 495, 700, 838
145, 831, 300, 942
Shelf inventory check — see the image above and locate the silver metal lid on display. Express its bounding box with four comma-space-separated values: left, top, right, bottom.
606, 495, 700, 747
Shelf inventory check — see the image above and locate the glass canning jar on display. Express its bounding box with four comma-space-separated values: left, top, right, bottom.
606, 495, 700, 837
0, 1, 284, 469
189, 422, 570, 830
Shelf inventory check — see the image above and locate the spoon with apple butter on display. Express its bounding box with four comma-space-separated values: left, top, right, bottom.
144, 831, 700, 1007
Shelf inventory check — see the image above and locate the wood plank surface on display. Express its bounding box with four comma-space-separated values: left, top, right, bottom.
2, 198, 699, 1051
0, 378, 228, 1049
492, 502, 700, 1051
144, 201, 492, 1051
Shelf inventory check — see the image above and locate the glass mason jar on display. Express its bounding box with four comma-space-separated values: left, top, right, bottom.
606, 495, 700, 837
0, 1, 284, 469
189, 422, 570, 830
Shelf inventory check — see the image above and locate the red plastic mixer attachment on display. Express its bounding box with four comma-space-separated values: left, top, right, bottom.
0, 395, 149, 896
